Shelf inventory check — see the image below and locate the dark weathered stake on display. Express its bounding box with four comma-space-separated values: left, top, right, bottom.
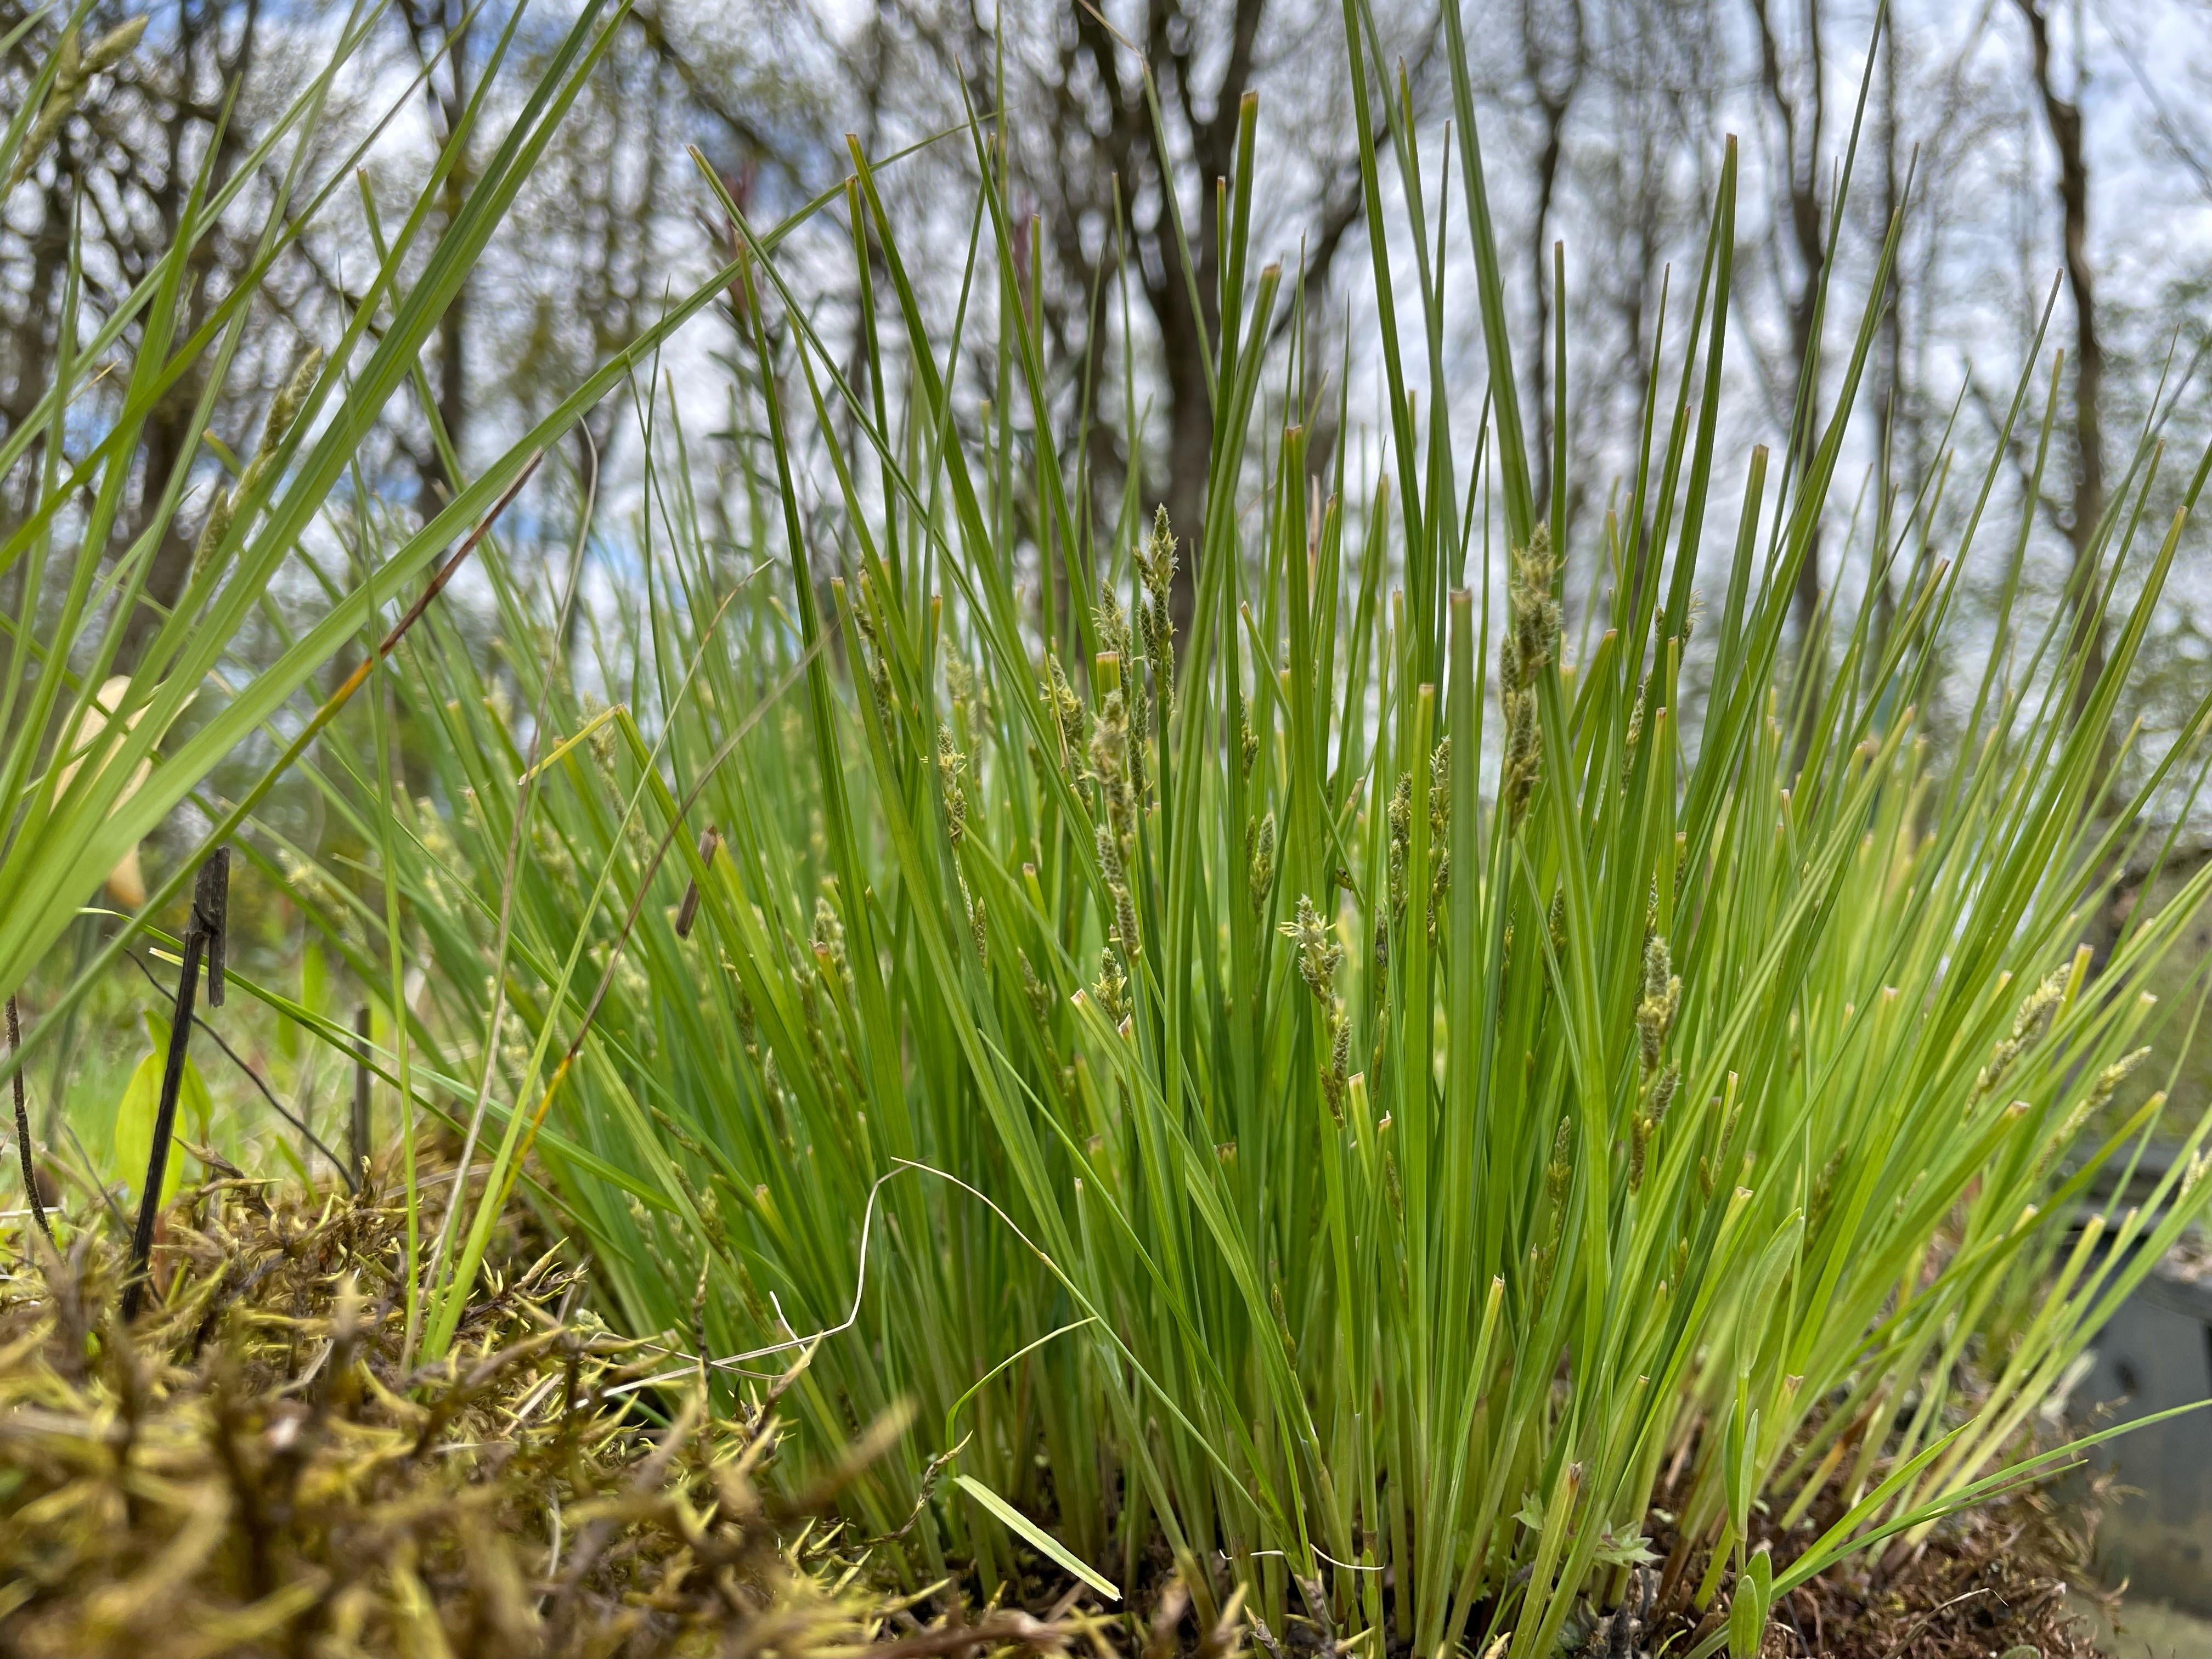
351, 1005, 372, 1182
122, 847, 227, 1319
9, 995, 49, 1243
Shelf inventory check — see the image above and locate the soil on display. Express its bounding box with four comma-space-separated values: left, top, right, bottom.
1754, 1491, 2102, 1657
1622, 1471, 2107, 1659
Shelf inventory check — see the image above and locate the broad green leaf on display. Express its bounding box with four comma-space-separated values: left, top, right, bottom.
1728, 1547, 1773, 1658
112, 1052, 182, 1207
141, 1011, 213, 1143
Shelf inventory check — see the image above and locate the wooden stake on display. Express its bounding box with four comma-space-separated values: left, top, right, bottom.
122, 847, 227, 1319
9, 995, 49, 1244
351, 1005, 372, 1183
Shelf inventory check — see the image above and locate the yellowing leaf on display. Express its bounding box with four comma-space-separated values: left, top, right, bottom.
952, 1473, 1119, 1601
56, 676, 173, 909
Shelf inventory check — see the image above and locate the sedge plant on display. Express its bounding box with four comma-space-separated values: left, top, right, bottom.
263, 10, 2212, 1655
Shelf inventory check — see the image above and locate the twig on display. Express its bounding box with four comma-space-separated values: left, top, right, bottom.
1886, 1584, 1990, 1654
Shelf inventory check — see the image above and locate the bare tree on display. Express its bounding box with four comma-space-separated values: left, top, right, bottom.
396, 0, 475, 515
1556, 0, 1715, 591
2011, 0, 2107, 716
0, 0, 272, 665
1052, 0, 1378, 617
794, 0, 1396, 627
1516, 0, 1585, 521
1746, 0, 1830, 663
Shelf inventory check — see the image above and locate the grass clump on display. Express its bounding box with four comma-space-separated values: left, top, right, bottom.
244, 13, 2212, 1659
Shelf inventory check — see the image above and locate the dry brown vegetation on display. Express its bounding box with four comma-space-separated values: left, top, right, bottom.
0, 1169, 1091, 1659
1628, 1474, 2107, 1658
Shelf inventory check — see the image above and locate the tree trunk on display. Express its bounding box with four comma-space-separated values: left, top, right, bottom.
1159, 290, 1216, 641
1520, 0, 1585, 526
112, 0, 258, 673
118, 391, 205, 669
417, 5, 472, 515
2014, 0, 2107, 724
1750, 0, 1827, 760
